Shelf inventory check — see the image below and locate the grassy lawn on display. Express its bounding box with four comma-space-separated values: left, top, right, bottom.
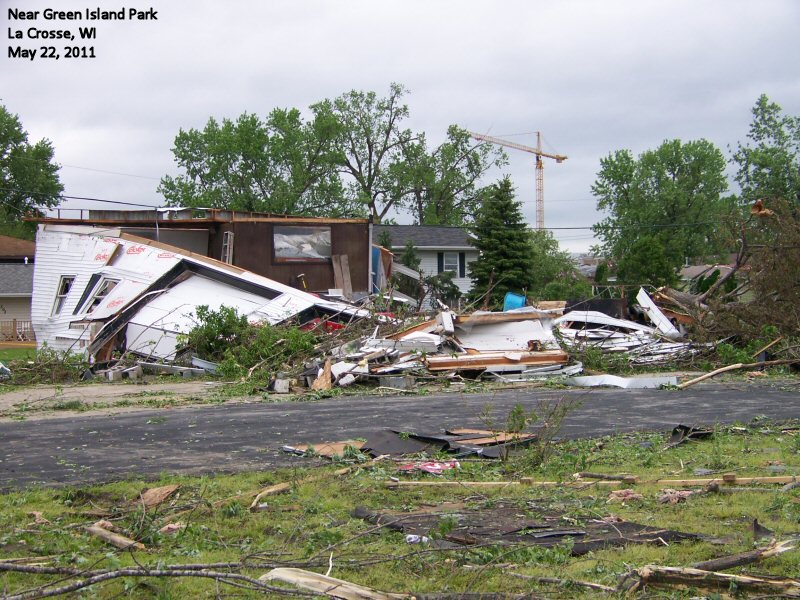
1, 420, 799, 598
0, 345, 37, 364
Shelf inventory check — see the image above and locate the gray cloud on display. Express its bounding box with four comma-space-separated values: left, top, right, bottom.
5, 0, 799, 250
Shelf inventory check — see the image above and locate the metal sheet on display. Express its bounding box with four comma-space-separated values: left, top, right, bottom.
636, 287, 682, 340
564, 374, 678, 389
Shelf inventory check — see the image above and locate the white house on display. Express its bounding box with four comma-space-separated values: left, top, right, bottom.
372, 225, 478, 301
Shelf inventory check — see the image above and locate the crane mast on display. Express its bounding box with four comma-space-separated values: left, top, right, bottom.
469, 131, 566, 230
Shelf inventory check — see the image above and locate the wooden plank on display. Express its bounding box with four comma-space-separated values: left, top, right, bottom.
339, 254, 353, 300
656, 475, 798, 487
386, 479, 621, 489
331, 255, 345, 290
424, 350, 568, 371
454, 312, 548, 325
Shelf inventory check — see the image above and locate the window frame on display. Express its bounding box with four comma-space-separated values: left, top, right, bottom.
51, 275, 76, 316
272, 225, 332, 264
442, 251, 460, 274
81, 277, 120, 315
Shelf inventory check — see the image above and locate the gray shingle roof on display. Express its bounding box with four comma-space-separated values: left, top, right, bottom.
373, 225, 474, 249
0, 263, 34, 296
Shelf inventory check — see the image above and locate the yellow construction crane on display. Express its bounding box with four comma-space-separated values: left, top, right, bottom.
469, 131, 567, 230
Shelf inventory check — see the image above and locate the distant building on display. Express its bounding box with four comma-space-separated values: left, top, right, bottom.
372, 225, 478, 300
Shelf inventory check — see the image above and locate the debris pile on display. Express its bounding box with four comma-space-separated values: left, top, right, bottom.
300, 287, 706, 388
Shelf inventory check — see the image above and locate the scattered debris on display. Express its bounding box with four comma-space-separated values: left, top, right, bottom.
397, 460, 460, 475
607, 489, 644, 503
657, 489, 698, 504
665, 424, 714, 448
284, 428, 538, 461
139, 484, 180, 508
353, 504, 698, 555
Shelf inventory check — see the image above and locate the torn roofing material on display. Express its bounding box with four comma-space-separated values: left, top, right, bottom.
32, 225, 368, 360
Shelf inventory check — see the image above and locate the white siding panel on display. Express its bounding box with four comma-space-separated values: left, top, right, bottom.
0, 297, 32, 321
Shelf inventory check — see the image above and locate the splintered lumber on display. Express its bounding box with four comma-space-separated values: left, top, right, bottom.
692, 539, 795, 572
85, 525, 145, 550
424, 349, 568, 371
260, 567, 407, 600
312, 358, 332, 391
139, 484, 179, 508
621, 565, 800, 596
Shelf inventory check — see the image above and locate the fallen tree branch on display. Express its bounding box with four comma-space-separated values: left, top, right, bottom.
507, 571, 614, 592
691, 539, 796, 572
0, 564, 316, 600
677, 359, 800, 389
618, 564, 800, 596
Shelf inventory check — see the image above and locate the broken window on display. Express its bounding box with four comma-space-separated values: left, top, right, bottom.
82, 278, 119, 314
273, 226, 332, 262
51, 276, 75, 316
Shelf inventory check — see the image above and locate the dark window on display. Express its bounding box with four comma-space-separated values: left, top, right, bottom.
52, 276, 75, 316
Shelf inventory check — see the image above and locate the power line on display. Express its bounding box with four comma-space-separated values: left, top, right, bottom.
9, 155, 162, 181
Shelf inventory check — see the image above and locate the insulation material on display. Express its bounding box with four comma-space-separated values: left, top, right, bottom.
455, 319, 556, 351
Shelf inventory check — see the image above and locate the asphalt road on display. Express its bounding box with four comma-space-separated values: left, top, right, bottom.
1, 380, 799, 490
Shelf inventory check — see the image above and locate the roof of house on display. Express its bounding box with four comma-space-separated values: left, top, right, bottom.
0, 263, 34, 296
32, 207, 368, 226
0, 235, 35, 260
373, 225, 475, 250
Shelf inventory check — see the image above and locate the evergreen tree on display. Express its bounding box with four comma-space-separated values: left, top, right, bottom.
468, 177, 534, 306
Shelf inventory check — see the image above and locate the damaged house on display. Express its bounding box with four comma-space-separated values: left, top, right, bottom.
31, 224, 368, 361
36, 208, 373, 298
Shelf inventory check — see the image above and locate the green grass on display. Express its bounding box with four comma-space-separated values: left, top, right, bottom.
1, 421, 800, 598
0, 347, 36, 363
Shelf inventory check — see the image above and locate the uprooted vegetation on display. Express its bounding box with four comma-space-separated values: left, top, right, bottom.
2, 419, 800, 598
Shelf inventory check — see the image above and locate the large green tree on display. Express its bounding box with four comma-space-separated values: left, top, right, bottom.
159, 109, 355, 216
591, 139, 730, 286
312, 83, 414, 222
527, 230, 591, 300
468, 177, 534, 306
161, 84, 502, 224
0, 105, 63, 237
390, 126, 506, 226
732, 94, 800, 204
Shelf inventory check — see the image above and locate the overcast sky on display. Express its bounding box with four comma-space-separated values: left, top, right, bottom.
5, 0, 799, 251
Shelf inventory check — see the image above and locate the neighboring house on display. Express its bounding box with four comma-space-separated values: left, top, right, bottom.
0, 235, 36, 341
372, 225, 478, 299
35, 208, 373, 297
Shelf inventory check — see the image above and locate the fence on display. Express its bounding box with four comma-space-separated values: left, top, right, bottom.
0, 320, 36, 342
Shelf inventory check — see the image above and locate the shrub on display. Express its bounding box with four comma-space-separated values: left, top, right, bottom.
186, 305, 317, 379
